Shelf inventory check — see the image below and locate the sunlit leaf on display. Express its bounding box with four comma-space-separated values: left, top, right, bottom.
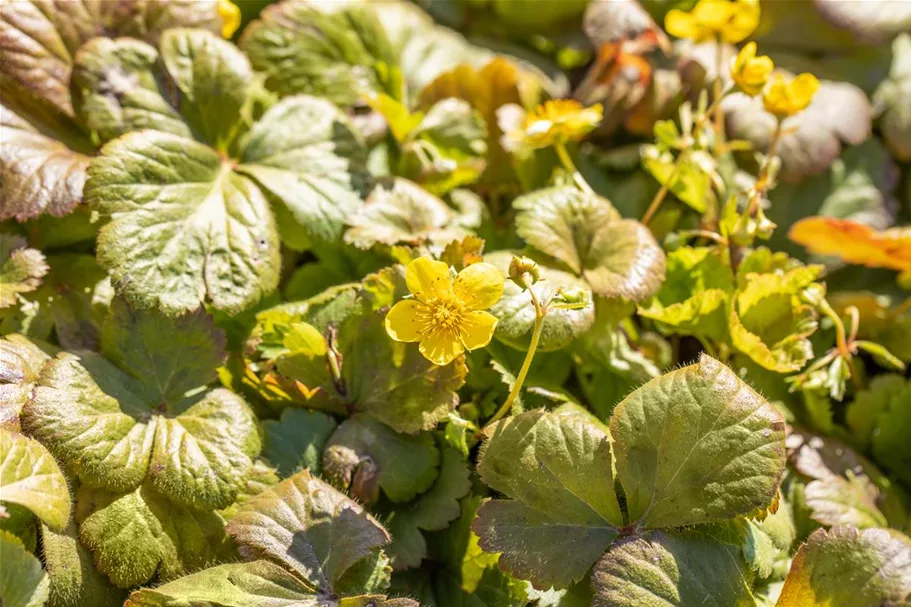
0, 234, 48, 308
0, 428, 71, 530
0, 529, 49, 607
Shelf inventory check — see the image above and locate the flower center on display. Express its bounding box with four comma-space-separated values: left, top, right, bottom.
429, 299, 464, 331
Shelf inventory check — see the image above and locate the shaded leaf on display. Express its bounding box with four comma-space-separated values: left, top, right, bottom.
262, 409, 337, 478
323, 416, 440, 504
776, 526, 911, 606
384, 445, 472, 569
803, 474, 888, 529
474, 405, 621, 589
513, 186, 665, 301
0, 529, 49, 607
0, 428, 71, 530
592, 530, 755, 607
75, 484, 231, 588
226, 470, 390, 592
612, 354, 786, 528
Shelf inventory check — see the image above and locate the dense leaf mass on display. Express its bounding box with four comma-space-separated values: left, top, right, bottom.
2, 1, 911, 606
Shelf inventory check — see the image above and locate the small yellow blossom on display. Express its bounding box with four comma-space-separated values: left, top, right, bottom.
731, 42, 773, 96
385, 257, 504, 366
665, 0, 760, 44
762, 73, 820, 118
217, 0, 241, 39
504, 100, 603, 151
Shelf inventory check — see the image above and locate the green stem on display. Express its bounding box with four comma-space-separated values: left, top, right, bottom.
748, 120, 783, 217
819, 298, 862, 390
712, 37, 725, 158
485, 291, 546, 428
642, 156, 683, 226
554, 141, 594, 195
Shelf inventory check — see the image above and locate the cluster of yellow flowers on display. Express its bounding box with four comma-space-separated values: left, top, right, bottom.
667, 0, 819, 118
502, 99, 604, 152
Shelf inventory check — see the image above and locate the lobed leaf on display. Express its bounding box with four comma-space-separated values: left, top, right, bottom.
513, 186, 665, 302
262, 408, 338, 478
41, 520, 126, 607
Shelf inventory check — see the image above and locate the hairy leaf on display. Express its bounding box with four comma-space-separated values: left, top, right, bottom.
804, 474, 888, 529
776, 526, 911, 606
0, 235, 48, 308
41, 521, 126, 607
612, 354, 786, 528
592, 530, 755, 607
0, 334, 50, 431
226, 470, 390, 592
75, 484, 231, 588
0, 427, 71, 530
513, 186, 665, 301
475, 405, 621, 589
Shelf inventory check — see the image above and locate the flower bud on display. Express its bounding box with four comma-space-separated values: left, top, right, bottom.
509, 256, 540, 290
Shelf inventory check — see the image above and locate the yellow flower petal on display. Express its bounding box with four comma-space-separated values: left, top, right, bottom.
459, 311, 499, 351
217, 0, 241, 39
385, 300, 428, 343
731, 42, 773, 96
419, 330, 464, 366
692, 0, 735, 31
453, 262, 505, 311
788, 73, 820, 111
723, 0, 760, 42
665, 9, 705, 41
406, 256, 452, 302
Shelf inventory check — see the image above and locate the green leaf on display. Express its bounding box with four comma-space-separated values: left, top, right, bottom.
873, 34, 911, 162
641, 148, 714, 213
340, 308, 467, 434
474, 405, 621, 589
0, 428, 71, 531
75, 484, 231, 589
0, 0, 221, 118
237, 95, 370, 247
869, 384, 911, 486
344, 178, 470, 250
86, 130, 281, 315
262, 409, 337, 478
24, 350, 260, 509
0, 334, 51, 431
239, 0, 396, 106
385, 446, 472, 569
591, 530, 755, 607
638, 246, 733, 341
0, 235, 48, 308
158, 29, 251, 152
70, 37, 191, 145
100, 297, 226, 405
612, 354, 786, 528
0, 529, 49, 607
124, 560, 319, 607
729, 266, 822, 372
40, 521, 126, 607
323, 416, 440, 504
803, 474, 888, 529
226, 470, 391, 592
434, 495, 530, 607
513, 186, 665, 302
846, 374, 907, 447
485, 251, 595, 352
776, 526, 911, 607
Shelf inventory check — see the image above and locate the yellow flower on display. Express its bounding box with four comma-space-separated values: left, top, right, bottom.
504, 100, 603, 151
665, 0, 760, 43
385, 257, 504, 366
762, 73, 820, 118
217, 0, 241, 39
731, 42, 773, 96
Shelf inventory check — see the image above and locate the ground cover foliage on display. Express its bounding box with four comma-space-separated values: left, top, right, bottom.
2, 0, 911, 606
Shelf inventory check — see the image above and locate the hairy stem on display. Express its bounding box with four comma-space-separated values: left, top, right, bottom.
485, 289, 546, 427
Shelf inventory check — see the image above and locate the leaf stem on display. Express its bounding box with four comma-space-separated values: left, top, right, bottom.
554, 141, 595, 195
642, 157, 683, 226
747, 120, 783, 217
819, 297, 862, 390
485, 289, 546, 428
